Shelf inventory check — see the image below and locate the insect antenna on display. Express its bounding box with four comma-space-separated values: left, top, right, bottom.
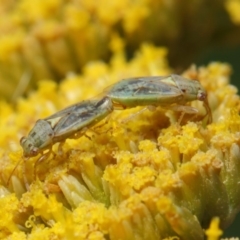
6, 158, 23, 186
22, 156, 31, 190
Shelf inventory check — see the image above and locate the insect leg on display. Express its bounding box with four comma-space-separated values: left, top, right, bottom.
167, 104, 199, 114
120, 107, 151, 124
203, 99, 212, 124
57, 141, 65, 156
34, 150, 53, 181
166, 105, 199, 124
88, 114, 113, 135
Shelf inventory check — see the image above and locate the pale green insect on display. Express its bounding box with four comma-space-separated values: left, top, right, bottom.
20, 96, 113, 157
105, 74, 212, 123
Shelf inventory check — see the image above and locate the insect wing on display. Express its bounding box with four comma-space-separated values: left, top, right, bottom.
44, 101, 93, 120
105, 76, 183, 106
46, 98, 112, 139
55, 110, 97, 137
44, 101, 96, 138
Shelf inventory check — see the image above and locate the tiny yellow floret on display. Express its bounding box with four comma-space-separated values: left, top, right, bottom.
205, 217, 223, 240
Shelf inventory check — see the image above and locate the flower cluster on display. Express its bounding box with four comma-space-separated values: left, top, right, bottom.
0, 42, 240, 239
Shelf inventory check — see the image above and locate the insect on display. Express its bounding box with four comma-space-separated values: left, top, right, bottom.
9, 97, 113, 188
104, 74, 212, 123
20, 96, 113, 157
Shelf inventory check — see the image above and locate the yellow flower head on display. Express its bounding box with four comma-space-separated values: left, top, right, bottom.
0, 44, 239, 239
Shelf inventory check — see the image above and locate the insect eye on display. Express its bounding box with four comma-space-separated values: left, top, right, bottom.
20, 137, 26, 145
197, 91, 206, 101
31, 148, 38, 156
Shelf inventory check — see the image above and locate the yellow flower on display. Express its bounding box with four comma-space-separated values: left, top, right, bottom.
205, 217, 223, 240
225, 0, 240, 24
0, 44, 240, 239
0, 194, 20, 239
